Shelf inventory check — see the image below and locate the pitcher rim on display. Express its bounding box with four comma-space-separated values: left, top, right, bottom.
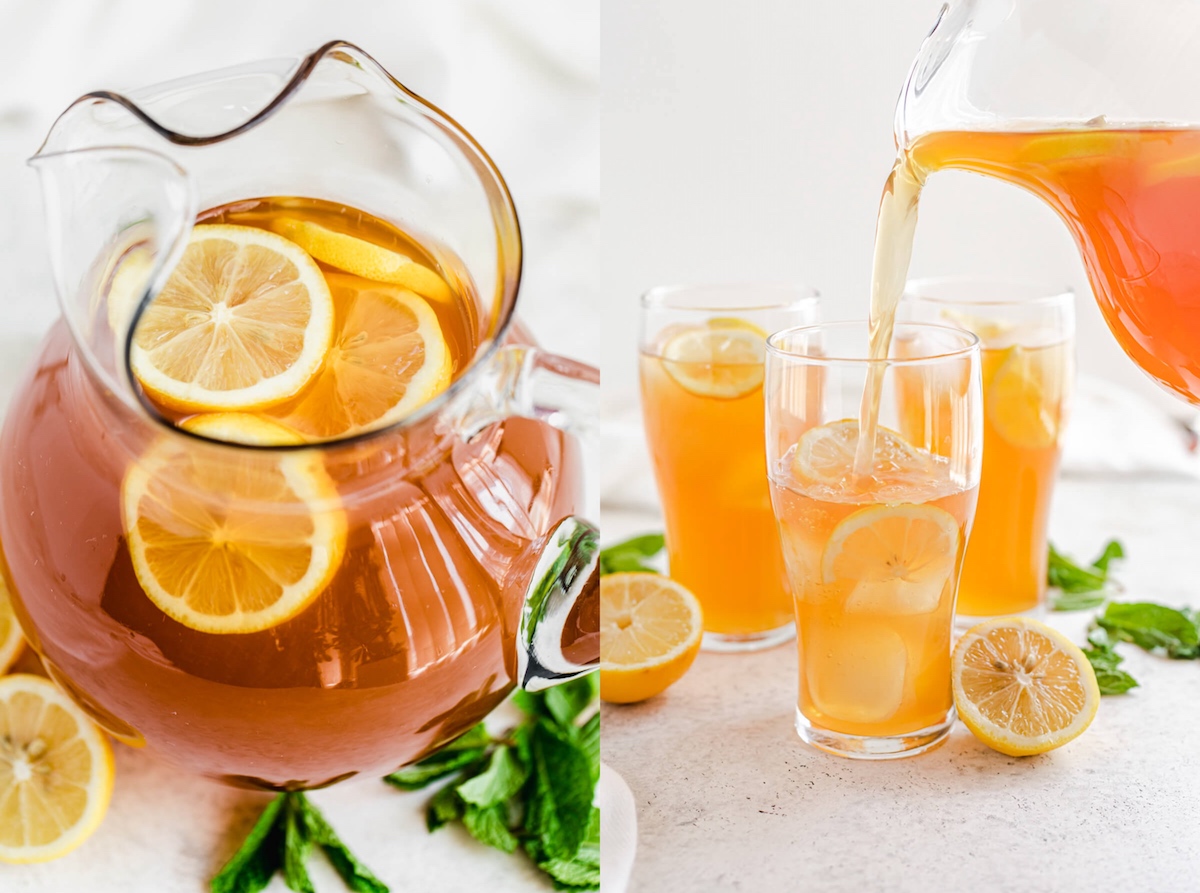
31, 39, 524, 453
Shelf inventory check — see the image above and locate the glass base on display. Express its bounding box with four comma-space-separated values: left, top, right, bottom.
954, 601, 1046, 632
702, 622, 795, 653
794, 706, 955, 760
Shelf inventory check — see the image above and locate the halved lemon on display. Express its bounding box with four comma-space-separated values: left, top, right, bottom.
121, 441, 347, 634
270, 217, 452, 303
130, 224, 335, 412
953, 617, 1100, 756
822, 503, 959, 615
182, 412, 304, 447
599, 573, 703, 704
660, 318, 766, 399
269, 273, 452, 440
0, 575, 24, 674
793, 420, 932, 486
0, 674, 114, 863
986, 346, 1063, 450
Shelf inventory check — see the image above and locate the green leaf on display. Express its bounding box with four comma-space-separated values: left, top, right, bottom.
456, 745, 528, 808
576, 713, 599, 782
1098, 601, 1200, 658
1047, 543, 1108, 594
282, 796, 315, 893
211, 795, 287, 893
297, 796, 390, 893
525, 720, 594, 861
528, 807, 600, 891
462, 803, 519, 853
384, 724, 491, 790
426, 782, 466, 832
1050, 588, 1108, 612
1091, 539, 1125, 573
599, 533, 664, 576
1081, 637, 1139, 696
545, 678, 598, 727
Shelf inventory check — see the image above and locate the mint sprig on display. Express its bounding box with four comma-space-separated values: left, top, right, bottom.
1048, 539, 1125, 610
211, 792, 387, 893
1081, 630, 1139, 696
385, 675, 600, 891
598, 533, 664, 575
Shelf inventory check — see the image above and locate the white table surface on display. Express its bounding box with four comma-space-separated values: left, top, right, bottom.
602, 477, 1200, 892
0, 682, 545, 893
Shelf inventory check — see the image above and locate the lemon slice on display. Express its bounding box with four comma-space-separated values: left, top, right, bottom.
938, 308, 1014, 347
270, 217, 452, 303
0, 674, 114, 864
599, 573, 703, 704
269, 273, 452, 440
660, 319, 766, 399
130, 224, 335, 412
792, 420, 932, 486
104, 246, 153, 338
121, 441, 347, 634
953, 617, 1100, 756
0, 575, 24, 674
987, 346, 1061, 450
182, 412, 305, 447
822, 503, 959, 615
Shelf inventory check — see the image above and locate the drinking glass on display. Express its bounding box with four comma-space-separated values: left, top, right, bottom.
766, 321, 981, 758
900, 277, 1074, 622
639, 284, 818, 652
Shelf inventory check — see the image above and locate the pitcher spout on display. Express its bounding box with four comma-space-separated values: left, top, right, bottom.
29, 146, 194, 399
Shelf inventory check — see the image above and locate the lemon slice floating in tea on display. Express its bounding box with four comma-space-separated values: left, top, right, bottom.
122, 439, 347, 634
268, 273, 452, 440
0, 674, 114, 864
987, 346, 1063, 450
792, 420, 933, 488
0, 574, 25, 674
599, 572, 703, 704
182, 412, 305, 447
129, 224, 335, 413
821, 503, 960, 616
953, 617, 1100, 756
271, 217, 453, 303
660, 318, 767, 399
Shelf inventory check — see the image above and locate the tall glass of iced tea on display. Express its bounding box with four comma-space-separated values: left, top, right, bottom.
639, 285, 818, 652
0, 42, 599, 791
766, 322, 981, 758
900, 277, 1074, 622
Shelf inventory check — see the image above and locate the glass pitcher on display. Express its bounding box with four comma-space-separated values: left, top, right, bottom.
0, 41, 598, 790
896, 0, 1200, 406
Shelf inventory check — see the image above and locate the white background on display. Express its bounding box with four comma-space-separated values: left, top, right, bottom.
0, 0, 599, 369
601, 0, 1172, 416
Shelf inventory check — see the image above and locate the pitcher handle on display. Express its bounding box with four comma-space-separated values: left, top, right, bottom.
447, 344, 600, 690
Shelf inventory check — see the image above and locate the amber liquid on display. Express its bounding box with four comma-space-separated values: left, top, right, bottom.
639, 352, 792, 638
0, 198, 583, 788
771, 459, 975, 738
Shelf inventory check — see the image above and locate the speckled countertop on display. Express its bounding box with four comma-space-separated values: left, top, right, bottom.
602, 478, 1200, 892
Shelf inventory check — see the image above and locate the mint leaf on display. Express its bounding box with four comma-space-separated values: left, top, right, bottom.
576, 713, 599, 781
297, 797, 389, 893
599, 533, 664, 576
1051, 588, 1107, 612
211, 795, 287, 893
426, 782, 465, 832
462, 803, 519, 853
525, 720, 594, 861
527, 807, 600, 891
1081, 635, 1138, 696
1098, 601, 1200, 658
282, 796, 315, 893
1091, 540, 1125, 573
515, 675, 597, 724
457, 745, 527, 808
384, 724, 491, 790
